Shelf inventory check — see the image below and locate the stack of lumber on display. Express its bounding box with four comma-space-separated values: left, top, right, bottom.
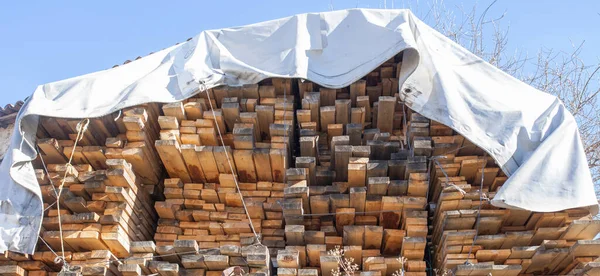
150, 82, 292, 274
424, 114, 600, 274
2, 51, 599, 276
116, 240, 271, 276
277, 54, 430, 276
0, 251, 58, 276
0, 249, 122, 276
145, 55, 430, 276
23, 104, 163, 275
38, 157, 157, 256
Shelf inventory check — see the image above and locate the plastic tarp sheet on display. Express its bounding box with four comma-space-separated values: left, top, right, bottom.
0, 8, 597, 254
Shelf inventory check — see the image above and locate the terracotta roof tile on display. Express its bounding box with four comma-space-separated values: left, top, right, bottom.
0, 99, 23, 127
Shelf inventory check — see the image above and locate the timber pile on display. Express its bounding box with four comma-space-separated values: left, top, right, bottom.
144, 57, 429, 275
283, 55, 430, 276
427, 129, 600, 274
1, 52, 599, 276
19, 104, 164, 275
116, 240, 270, 276
149, 81, 292, 275
0, 249, 122, 276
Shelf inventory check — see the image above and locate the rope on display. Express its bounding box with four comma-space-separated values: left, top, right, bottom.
38, 235, 59, 259
427, 143, 486, 196
287, 209, 405, 217
67, 248, 220, 267
42, 118, 89, 271
431, 157, 466, 195
402, 104, 410, 151
38, 235, 75, 272
200, 80, 262, 245
113, 110, 122, 121
44, 201, 57, 211
430, 144, 477, 158
465, 156, 487, 265
37, 145, 59, 199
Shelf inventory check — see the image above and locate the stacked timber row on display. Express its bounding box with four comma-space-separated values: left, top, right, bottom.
25, 104, 164, 275
150, 83, 294, 275
279, 55, 430, 276
0, 249, 121, 276
426, 128, 600, 274
1, 52, 599, 276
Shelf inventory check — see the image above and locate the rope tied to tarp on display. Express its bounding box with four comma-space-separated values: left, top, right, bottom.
199, 80, 263, 246
38, 118, 90, 272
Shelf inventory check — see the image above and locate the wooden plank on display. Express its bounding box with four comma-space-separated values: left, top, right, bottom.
213, 146, 237, 174
380, 196, 402, 229
382, 229, 405, 255
240, 112, 261, 142
320, 106, 336, 132
162, 102, 187, 122
222, 102, 240, 132
82, 146, 108, 170
270, 148, 288, 182
364, 225, 384, 250
155, 140, 191, 182
180, 144, 207, 183
320, 255, 339, 276
254, 148, 274, 182
285, 225, 306, 246
350, 80, 366, 107
196, 146, 219, 182
320, 88, 337, 107
233, 149, 258, 182
347, 123, 363, 146
296, 156, 316, 186
256, 105, 274, 141
203, 110, 227, 137
184, 101, 204, 120
348, 163, 367, 188
336, 207, 356, 235
122, 142, 161, 184
357, 96, 371, 123
335, 99, 351, 126
307, 244, 326, 267
38, 138, 68, 164
349, 187, 367, 214
300, 136, 319, 158
377, 96, 395, 133
62, 146, 88, 165
334, 145, 352, 182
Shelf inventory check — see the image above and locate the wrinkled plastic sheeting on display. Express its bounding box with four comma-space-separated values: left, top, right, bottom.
0, 9, 596, 254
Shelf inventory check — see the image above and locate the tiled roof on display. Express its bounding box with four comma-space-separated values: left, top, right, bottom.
0, 100, 24, 116
0, 99, 24, 128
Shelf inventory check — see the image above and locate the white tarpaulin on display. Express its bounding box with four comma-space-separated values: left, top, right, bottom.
0, 9, 597, 254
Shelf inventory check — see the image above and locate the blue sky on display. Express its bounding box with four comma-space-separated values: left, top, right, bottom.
0, 0, 598, 105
